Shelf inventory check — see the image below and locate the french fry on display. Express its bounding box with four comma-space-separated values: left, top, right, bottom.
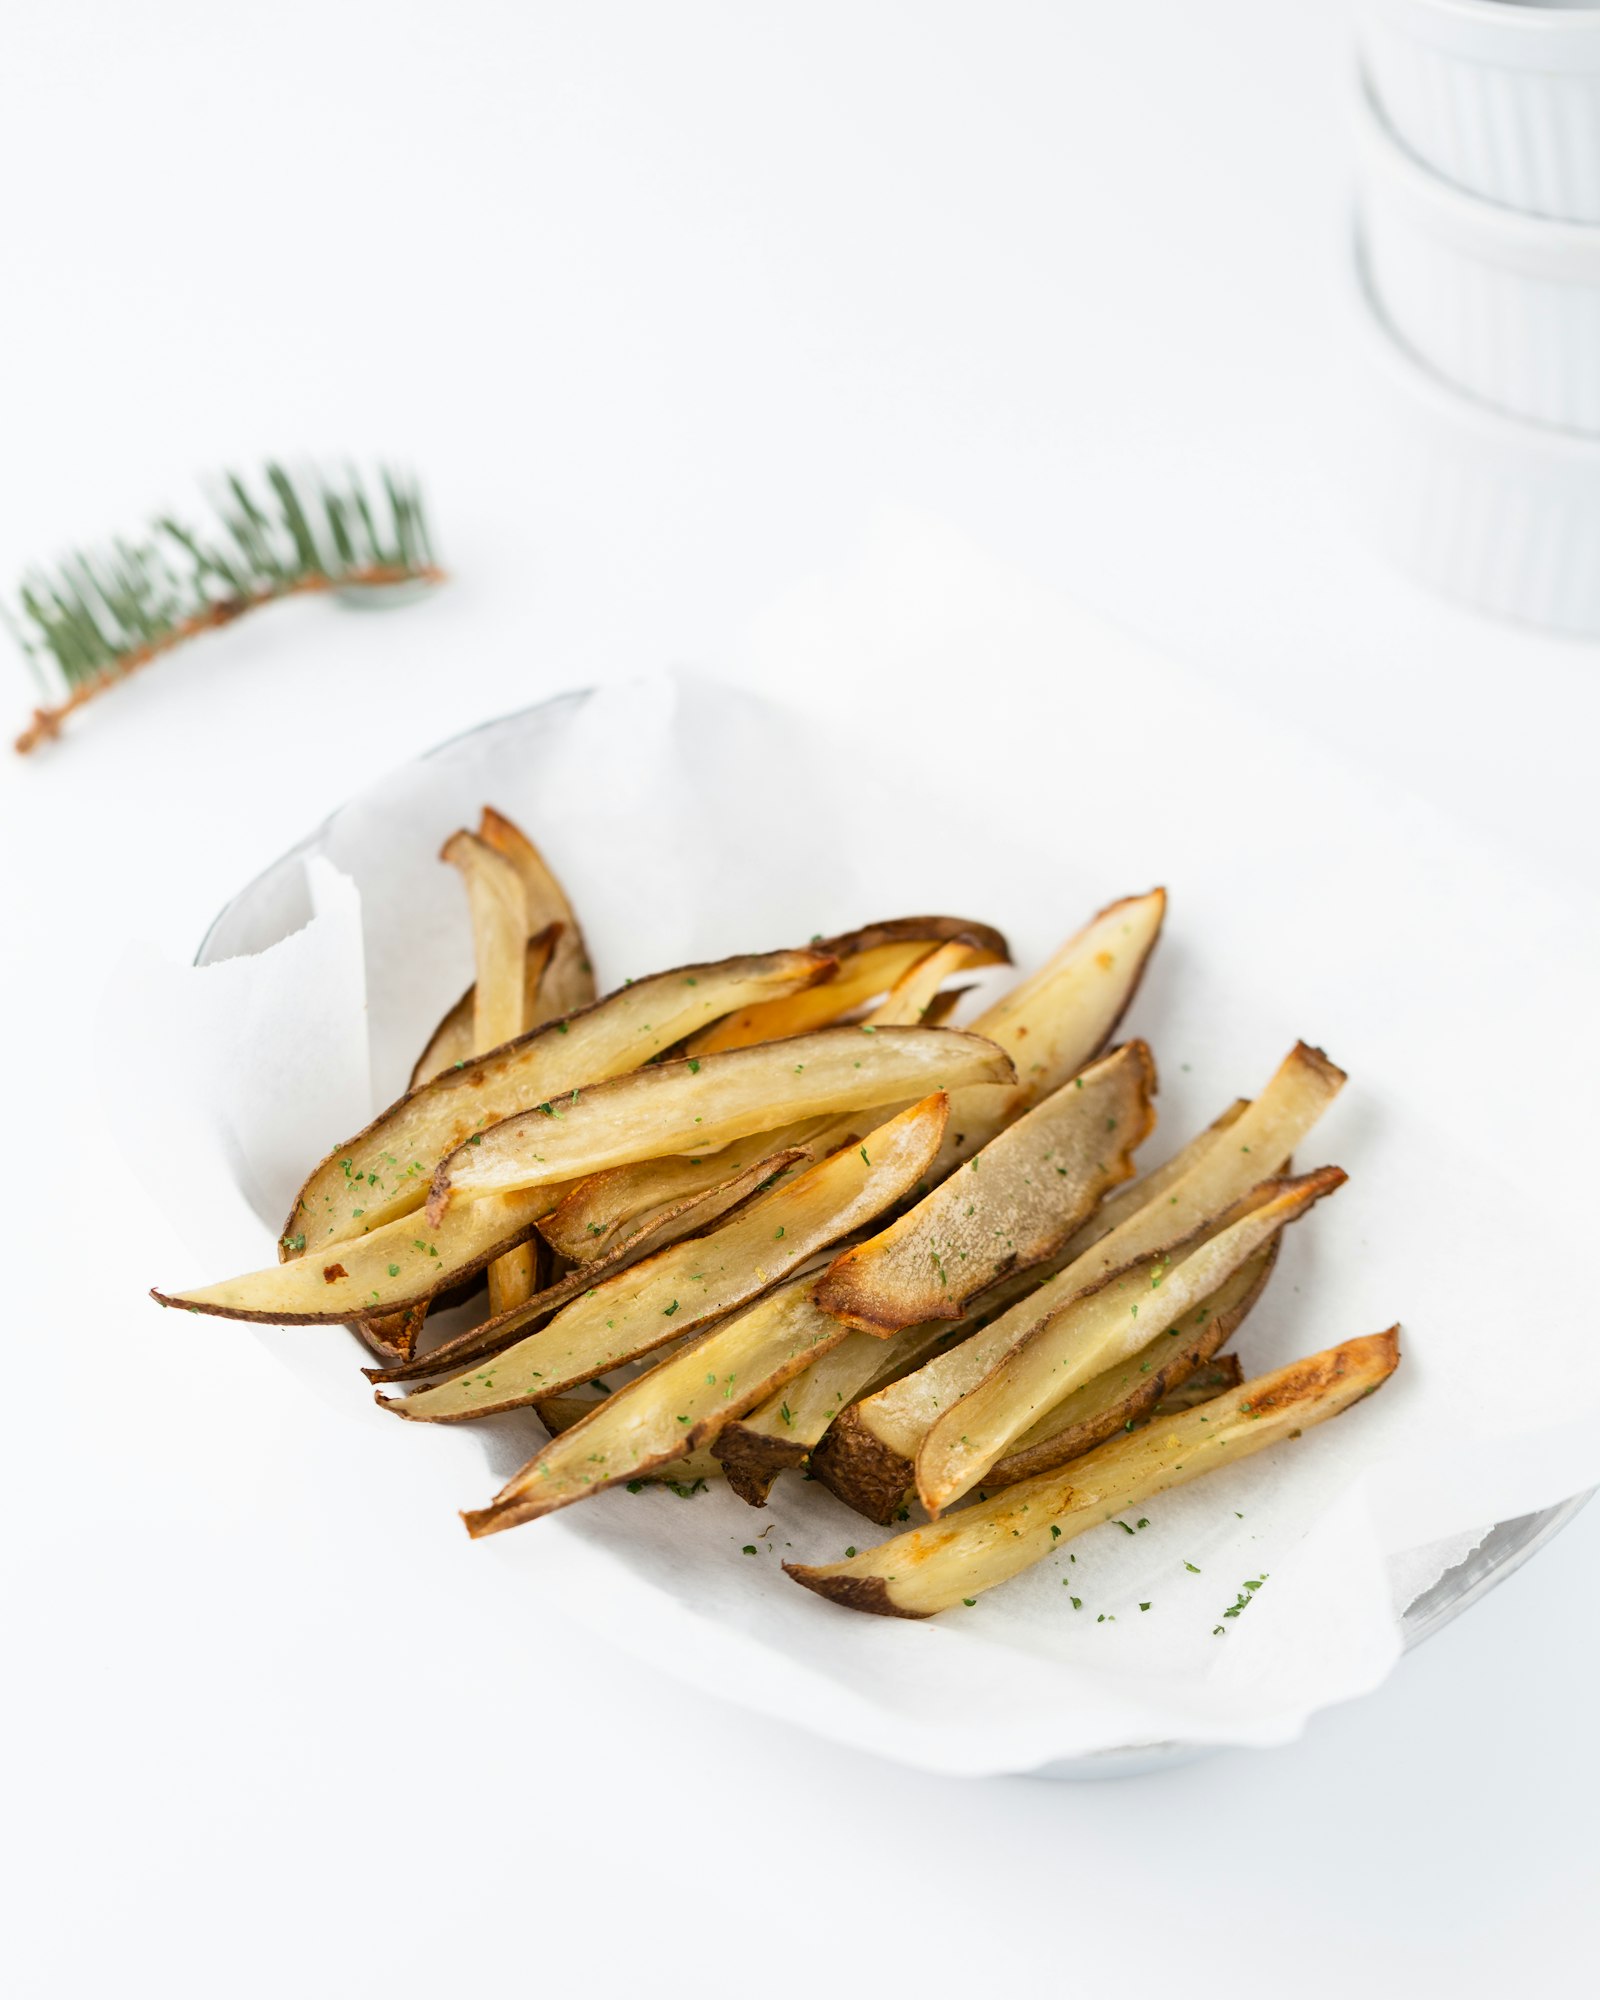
848, 940, 992, 1029
364, 1146, 811, 1384
813, 1040, 1157, 1335
982, 1239, 1276, 1488
927, 889, 1166, 1177
379, 1094, 951, 1424
807, 1043, 1342, 1521
425, 1027, 1015, 1222
282, 946, 835, 1258
410, 928, 561, 1089
537, 1125, 837, 1264
785, 1331, 1400, 1617
916, 1168, 1345, 1516
686, 917, 1010, 1057
476, 806, 596, 1023
441, 828, 539, 1319
537, 950, 988, 1262
153, 1186, 554, 1324
709, 1255, 1069, 1506
712, 1324, 949, 1506
538, 1393, 724, 1488
462, 1269, 858, 1533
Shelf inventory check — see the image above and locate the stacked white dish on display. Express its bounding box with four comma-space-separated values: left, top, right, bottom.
1352, 0, 1600, 633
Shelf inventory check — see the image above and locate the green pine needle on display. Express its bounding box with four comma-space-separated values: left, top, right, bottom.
10, 460, 444, 753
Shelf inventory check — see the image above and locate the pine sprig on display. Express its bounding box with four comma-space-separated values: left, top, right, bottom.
8, 461, 444, 753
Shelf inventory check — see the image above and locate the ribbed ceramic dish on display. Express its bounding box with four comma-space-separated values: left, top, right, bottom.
1348, 227, 1600, 634
1359, 0, 1600, 223
1356, 76, 1600, 433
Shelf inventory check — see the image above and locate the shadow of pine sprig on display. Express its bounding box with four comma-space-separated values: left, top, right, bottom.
8, 461, 444, 753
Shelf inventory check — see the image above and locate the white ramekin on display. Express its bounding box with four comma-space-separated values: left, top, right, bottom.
1347, 236, 1600, 635
1356, 79, 1600, 433
1358, 0, 1600, 223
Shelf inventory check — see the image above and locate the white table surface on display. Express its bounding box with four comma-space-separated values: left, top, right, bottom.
3, 4, 1596, 1994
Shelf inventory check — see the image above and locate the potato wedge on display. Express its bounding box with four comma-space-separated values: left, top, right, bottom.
442, 830, 529, 1053
476, 805, 596, 1024
685, 917, 1010, 1057
807, 1044, 1341, 1520
462, 1269, 858, 1533
785, 1330, 1399, 1616
442, 829, 539, 1318
282, 946, 834, 1258
354, 1299, 429, 1365
813, 1040, 1157, 1335
712, 1324, 949, 1506
538, 1393, 726, 1487
942, 887, 1164, 1143
379, 1095, 951, 1424
852, 940, 990, 1030
364, 1146, 811, 1384
982, 1239, 1276, 1488
153, 1184, 554, 1324
536, 946, 992, 1262
410, 928, 561, 1089
709, 1254, 1068, 1506
425, 1027, 1014, 1221
536, 1124, 838, 1264
916, 1167, 1345, 1515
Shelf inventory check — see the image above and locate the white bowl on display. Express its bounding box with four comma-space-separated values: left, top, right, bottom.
1356, 76, 1600, 433
1359, 0, 1600, 223
1348, 231, 1600, 634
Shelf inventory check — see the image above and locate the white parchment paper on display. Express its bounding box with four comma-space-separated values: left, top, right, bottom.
110, 520, 1600, 1773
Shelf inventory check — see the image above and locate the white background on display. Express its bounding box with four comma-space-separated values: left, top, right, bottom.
2, 3, 1596, 1995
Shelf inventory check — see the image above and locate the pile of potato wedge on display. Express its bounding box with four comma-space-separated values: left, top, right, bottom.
154, 807, 1399, 1620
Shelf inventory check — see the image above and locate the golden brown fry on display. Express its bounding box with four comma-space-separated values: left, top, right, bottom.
785, 1330, 1400, 1617
538, 1393, 725, 1487
685, 917, 1010, 1056
153, 1186, 553, 1324
462, 1270, 857, 1533
476, 806, 596, 1023
926, 888, 1167, 1180
365, 1146, 812, 1384
442, 829, 538, 1319
282, 946, 835, 1258
379, 1095, 952, 1424
915, 1167, 1345, 1516
813, 1040, 1157, 1335
854, 941, 992, 1029
425, 1027, 1015, 1221
982, 1239, 1276, 1488
410, 929, 562, 1090
808, 1044, 1341, 1522
711, 1253, 1098, 1506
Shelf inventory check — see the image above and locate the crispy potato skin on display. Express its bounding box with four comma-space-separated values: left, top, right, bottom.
783, 1569, 930, 1619
812, 916, 1011, 965
355, 1302, 428, 1363
711, 1428, 809, 1507
807, 1405, 917, 1526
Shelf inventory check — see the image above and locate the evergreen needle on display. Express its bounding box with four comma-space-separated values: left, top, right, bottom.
9, 460, 445, 753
